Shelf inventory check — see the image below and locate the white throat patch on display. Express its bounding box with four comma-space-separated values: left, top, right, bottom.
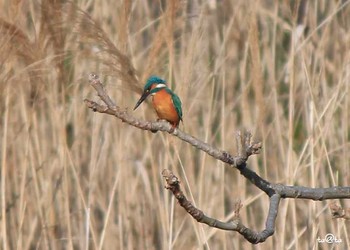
155, 83, 166, 89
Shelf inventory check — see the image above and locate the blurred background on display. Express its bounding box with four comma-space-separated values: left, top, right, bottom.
0, 0, 349, 249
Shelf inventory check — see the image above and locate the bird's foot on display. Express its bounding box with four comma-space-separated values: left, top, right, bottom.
155, 119, 178, 133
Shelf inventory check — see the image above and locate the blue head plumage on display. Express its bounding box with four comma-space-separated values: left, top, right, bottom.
144, 76, 166, 90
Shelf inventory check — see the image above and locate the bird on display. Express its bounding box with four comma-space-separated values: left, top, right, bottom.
134, 76, 183, 128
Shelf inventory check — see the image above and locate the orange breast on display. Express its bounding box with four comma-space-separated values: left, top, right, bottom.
152, 89, 180, 126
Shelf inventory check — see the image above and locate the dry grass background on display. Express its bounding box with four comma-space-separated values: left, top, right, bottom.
0, 0, 349, 249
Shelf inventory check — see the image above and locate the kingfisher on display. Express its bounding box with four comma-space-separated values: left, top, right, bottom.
134, 76, 183, 128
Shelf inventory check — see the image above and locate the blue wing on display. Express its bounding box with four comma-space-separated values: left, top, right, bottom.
166, 89, 183, 121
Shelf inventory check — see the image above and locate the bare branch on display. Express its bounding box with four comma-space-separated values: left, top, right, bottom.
84, 74, 350, 200
162, 169, 281, 244
273, 184, 350, 201
85, 73, 253, 168
85, 73, 350, 244
89, 73, 117, 109
237, 166, 274, 196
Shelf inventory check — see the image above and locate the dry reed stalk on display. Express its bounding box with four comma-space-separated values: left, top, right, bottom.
0, 1, 349, 249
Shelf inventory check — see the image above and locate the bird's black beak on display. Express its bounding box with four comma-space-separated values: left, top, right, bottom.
133, 91, 150, 110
